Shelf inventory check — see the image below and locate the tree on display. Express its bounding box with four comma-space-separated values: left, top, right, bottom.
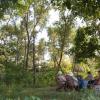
51, 0, 100, 70
36, 38, 46, 67
48, 10, 73, 71
73, 26, 100, 63
20, 0, 49, 85
51, 0, 100, 19
0, 0, 18, 18
0, 23, 25, 64
0, 0, 50, 86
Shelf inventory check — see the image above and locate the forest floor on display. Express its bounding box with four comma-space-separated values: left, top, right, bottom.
0, 87, 100, 100
17, 87, 100, 100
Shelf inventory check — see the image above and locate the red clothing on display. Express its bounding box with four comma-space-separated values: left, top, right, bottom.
94, 78, 100, 85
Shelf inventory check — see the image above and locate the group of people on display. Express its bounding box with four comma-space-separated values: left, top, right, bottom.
56, 70, 100, 91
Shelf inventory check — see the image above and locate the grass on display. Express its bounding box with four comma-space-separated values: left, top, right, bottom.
20, 87, 100, 100
0, 86, 100, 100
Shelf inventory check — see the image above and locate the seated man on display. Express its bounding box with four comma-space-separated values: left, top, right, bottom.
77, 75, 84, 89
94, 70, 100, 95
65, 72, 78, 90
86, 71, 94, 88
56, 71, 66, 91
94, 70, 100, 85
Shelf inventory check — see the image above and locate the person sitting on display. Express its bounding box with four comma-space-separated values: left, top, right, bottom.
86, 71, 94, 88
94, 70, 100, 85
94, 70, 100, 95
56, 71, 66, 91
83, 79, 88, 89
65, 72, 78, 90
77, 75, 84, 89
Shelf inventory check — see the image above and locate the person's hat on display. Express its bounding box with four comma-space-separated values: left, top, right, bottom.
57, 71, 63, 75
68, 72, 74, 76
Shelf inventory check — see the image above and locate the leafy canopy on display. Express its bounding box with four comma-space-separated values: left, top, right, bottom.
73, 26, 100, 63
51, 0, 100, 19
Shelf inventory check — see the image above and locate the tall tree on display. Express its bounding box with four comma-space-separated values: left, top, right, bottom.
73, 25, 100, 63
18, 0, 49, 85
48, 10, 73, 71
51, 0, 100, 70
36, 38, 46, 67
30, 0, 49, 85
51, 0, 100, 19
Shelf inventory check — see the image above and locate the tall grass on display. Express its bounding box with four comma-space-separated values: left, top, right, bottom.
0, 87, 100, 100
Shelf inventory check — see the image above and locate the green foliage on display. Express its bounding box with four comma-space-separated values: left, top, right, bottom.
48, 11, 73, 69
0, 88, 100, 100
0, 0, 18, 18
17, 0, 33, 16
36, 38, 46, 63
0, 0, 100, 91
0, 45, 7, 63
4, 62, 23, 84
36, 68, 56, 87
3, 62, 33, 87
51, 0, 100, 19
0, 61, 56, 88
73, 26, 100, 63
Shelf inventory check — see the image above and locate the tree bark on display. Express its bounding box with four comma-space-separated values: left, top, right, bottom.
32, 34, 36, 86
23, 38, 27, 69
25, 13, 30, 70
15, 38, 19, 65
57, 50, 63, 71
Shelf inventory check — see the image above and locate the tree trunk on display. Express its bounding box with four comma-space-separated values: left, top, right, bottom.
32, 34, 36, 86
25, 13, 30, 70
57, 13, 68, 71
57, 51, 63, 71
23, 38, 27, 69
15, 37, 19, 65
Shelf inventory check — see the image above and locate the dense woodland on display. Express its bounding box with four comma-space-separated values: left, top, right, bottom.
0, 0, 100, 91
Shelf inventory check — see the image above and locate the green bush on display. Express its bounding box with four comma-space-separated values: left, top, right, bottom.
1, 62, 57, 88
35, 68, 56, 87
1, 62, 33, 87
